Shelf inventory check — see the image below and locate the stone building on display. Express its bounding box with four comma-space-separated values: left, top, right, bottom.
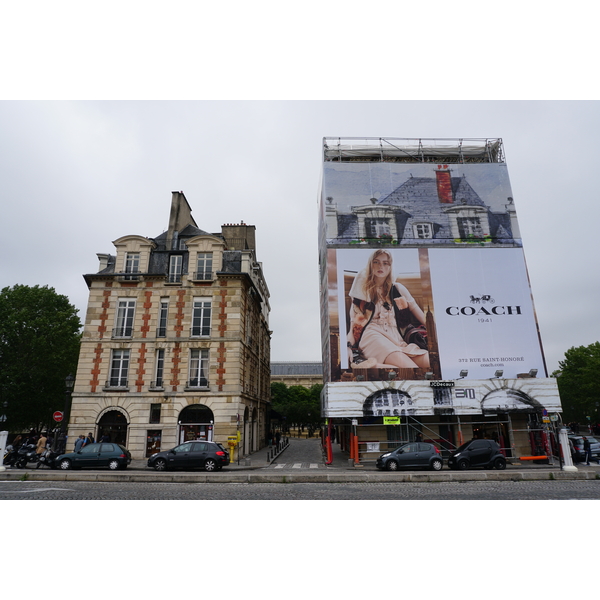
67, 191, 271, 459
270, 362, 323, 388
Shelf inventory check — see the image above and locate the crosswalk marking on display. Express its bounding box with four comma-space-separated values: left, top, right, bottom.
271, 462, 323, 470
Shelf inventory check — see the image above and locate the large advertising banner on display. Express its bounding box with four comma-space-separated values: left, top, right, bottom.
322, 162, 521, 247
330, 246, 546, 382
428, 247, 545, 379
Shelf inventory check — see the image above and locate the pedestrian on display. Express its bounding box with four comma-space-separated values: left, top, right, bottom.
268, 430, 273, 447
12, 435, 23, 449
583, 437, 598, 465
36, 432, 48, 456
100, 433, 110, 442
276, 431, 281, 446
74, 435, 85, 452
569, 439, 578, 464
415, 432, 423, 442
86, 432, 95, 445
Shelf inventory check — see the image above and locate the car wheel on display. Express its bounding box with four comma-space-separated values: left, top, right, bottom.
59, 459, 71, 470
431, 458, 443, 471
204, 458, 217, 472
386, 460, 399, 471
494, 457, 506, 470
457, 459, 469, 470
153, 458, 167, 471
108, 459, 120, 470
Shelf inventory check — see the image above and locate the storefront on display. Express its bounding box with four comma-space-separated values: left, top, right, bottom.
322, 377, 562, 462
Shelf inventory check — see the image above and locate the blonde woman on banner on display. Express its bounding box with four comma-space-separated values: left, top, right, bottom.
347, 249, 430, 370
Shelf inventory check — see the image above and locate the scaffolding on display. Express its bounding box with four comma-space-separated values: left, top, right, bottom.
330, 412, 559, 465
323, 137, 505, 164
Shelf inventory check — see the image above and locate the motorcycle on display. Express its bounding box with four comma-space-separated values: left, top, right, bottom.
36, 448, 59, 469
3, 444, 20, 467
14, 443, 40, 469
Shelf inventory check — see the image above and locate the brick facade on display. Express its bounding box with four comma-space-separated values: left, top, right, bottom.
67, 192, 271, 460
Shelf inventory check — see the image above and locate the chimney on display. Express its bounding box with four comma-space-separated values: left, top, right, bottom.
435, 165, 453, 204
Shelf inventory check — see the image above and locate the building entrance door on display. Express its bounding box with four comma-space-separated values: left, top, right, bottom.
177, 404, 214, 444
97, 410, 128, 446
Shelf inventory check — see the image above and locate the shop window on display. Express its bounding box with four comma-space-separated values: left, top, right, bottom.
150, 403, 161, 424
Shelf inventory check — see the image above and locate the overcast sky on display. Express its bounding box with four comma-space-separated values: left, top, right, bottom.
1, 100, 599, 375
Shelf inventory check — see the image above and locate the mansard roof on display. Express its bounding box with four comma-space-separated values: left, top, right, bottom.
378, 174, 485, 209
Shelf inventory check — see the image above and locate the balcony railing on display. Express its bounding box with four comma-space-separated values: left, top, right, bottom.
112, 327, 133, 338
185, 378, 209, 389
167, 273, 182, 284
149, 380, 164, 390
193, 271, 213, 281
190, 326, 211, 337
104, 378, 129, 389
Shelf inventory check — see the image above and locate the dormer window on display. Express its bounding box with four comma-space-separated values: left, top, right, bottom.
412, 223, 433, 239
365, 218, 391, 238
168, 255, 183, 283
124, 253, 140, 280
196, 252, 213, 280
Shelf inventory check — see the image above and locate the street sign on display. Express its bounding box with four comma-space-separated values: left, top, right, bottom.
383, 417, 401, 425
53, 411, 64, 422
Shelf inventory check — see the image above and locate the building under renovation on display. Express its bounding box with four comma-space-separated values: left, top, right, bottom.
67, 191, 271, 460
318, 138, 562, 463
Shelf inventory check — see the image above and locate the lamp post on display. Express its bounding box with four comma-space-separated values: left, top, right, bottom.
57, 374, 75, 453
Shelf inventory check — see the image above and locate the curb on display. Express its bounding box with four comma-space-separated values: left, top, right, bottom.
1, 469, 598, 484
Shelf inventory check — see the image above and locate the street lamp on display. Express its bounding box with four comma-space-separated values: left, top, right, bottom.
57, 374, 75, 452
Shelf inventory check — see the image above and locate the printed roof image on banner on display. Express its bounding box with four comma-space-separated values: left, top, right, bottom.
321, 162, 521, 247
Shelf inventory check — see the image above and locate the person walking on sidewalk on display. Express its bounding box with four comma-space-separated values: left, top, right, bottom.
583, 437, 598, 465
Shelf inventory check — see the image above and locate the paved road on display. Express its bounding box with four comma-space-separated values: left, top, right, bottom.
1, 479, 599, 500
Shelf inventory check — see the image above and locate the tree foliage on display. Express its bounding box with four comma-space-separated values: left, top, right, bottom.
0, 285, 81, 431
556, 342, 600, 424
271, 382, 323, 430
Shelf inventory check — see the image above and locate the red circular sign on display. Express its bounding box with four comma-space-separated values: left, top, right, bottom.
53, 411, 64, 422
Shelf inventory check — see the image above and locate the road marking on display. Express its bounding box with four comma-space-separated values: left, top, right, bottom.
309, 464, 318, 469
292, 463, 302, 469
0, 487, 75, 493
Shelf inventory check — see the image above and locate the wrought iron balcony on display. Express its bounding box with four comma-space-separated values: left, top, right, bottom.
112, 327, 133, 339
104, 378, 129, 390
185, 378, 209, 390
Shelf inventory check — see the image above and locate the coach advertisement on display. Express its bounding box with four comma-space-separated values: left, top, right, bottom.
331, 246, 546, 382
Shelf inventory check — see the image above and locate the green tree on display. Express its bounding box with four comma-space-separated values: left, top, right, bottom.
556, 342, 600, 424
0, 285, 81, 432
270, 382, 323, 432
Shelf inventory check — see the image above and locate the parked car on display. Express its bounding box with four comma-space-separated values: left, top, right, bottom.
56, 442, 132, 470
148, 441, 230, 472
448, 439, 506, 470
568, 436, 600, 462
376, 442, 444, 471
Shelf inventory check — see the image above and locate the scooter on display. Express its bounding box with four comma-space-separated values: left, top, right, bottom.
36, 448, 59, 469
14, 443, 39, 469
3, 445, 20, 467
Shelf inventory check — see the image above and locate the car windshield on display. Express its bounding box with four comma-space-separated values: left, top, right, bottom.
454, 442, 471, 453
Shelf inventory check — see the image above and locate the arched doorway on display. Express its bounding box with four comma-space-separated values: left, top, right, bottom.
97, 409, 129, 446
178, 404, 214, 444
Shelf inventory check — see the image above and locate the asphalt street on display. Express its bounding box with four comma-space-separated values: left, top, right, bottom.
1, 479, 600, 499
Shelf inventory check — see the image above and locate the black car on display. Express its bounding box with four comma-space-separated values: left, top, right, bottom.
569, 436, 600, 462
56, 442, 132, 470
376, 442, 444, 471
148, 441, 230, 472
448, 439, 506, 470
